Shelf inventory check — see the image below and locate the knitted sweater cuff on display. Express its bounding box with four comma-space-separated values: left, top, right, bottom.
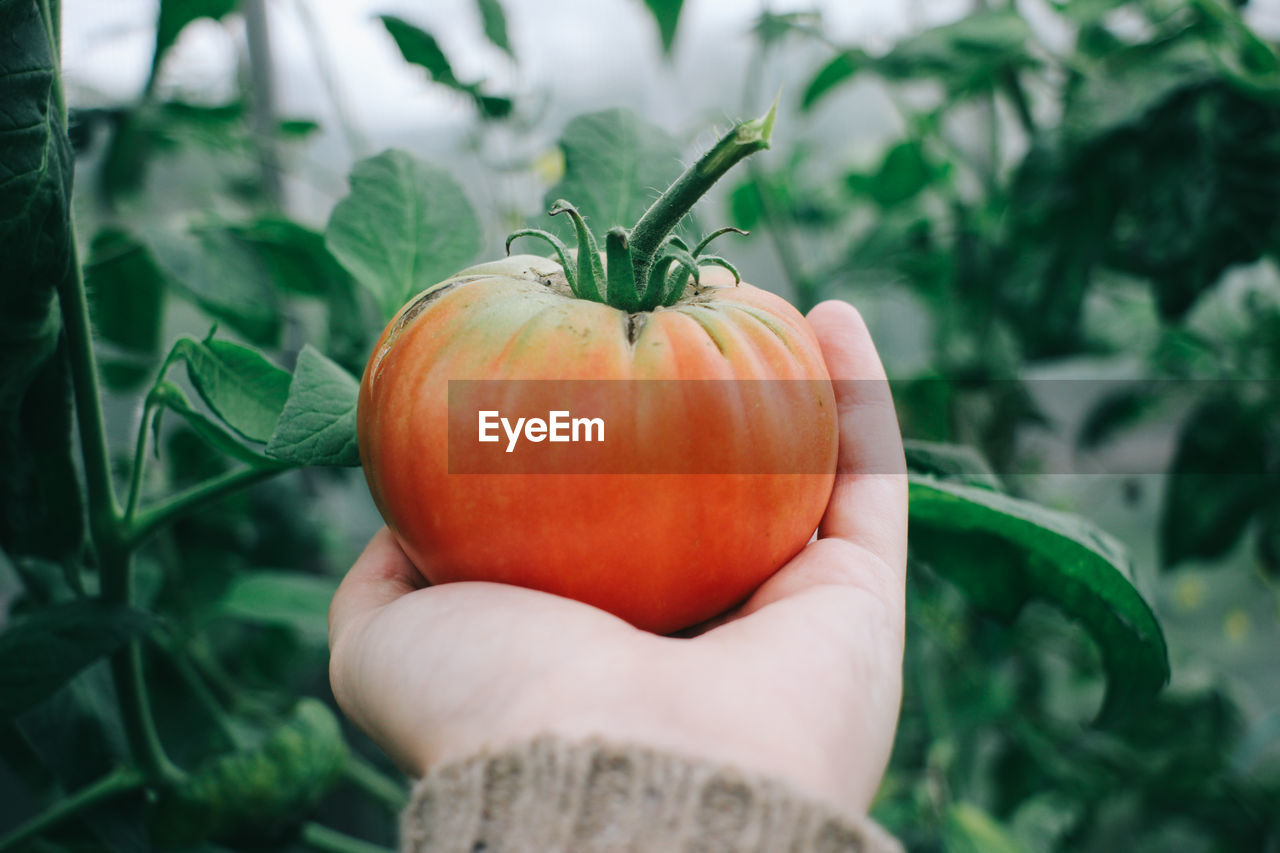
400, 736, 903, 852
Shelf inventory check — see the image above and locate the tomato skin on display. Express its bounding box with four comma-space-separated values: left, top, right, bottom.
358, 255, 837, 633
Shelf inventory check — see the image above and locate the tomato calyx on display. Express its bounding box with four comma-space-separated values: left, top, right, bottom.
507, 101, 775, 312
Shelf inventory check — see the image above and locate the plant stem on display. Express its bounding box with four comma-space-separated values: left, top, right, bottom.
124, 398, 159, 523
343, 753, 410, 813
300, 823, 394, 853
628, 103, 776, 300
745, 162, 821, 313
0, 765, 145, 852
126, 465, 284, 548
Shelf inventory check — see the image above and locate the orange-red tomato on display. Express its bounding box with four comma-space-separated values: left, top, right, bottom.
357, 254, 837, 633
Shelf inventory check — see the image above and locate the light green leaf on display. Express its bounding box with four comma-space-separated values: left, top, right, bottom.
218, 571, 339, 642
909, 474, 1169, 724
545, 109, 684, 240
172, 337, 292, 444
378, 15, 513, 119
266, 345, 360, 467
152, 382, 288, 471
326, 150, 482, 321
476, 0, 515, 59
943, 803, 1029, 853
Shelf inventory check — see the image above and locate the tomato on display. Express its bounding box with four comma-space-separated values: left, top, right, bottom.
356, 106, 838, 633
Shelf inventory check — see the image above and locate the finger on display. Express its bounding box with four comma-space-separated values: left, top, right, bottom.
329, 527, 424, 646
807, 300, 908, 574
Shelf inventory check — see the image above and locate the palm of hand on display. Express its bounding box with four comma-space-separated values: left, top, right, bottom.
330, 301, 907, 816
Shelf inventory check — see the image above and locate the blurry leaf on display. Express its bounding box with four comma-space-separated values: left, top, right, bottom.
152, 382, 289, 471
326, 149, 482, 321
224, 217, 352, 298
861, 140, 937, 208
151, 0, 239, 91
0, 0, 85, 566
1160, 395, 1273, 568
172, 337, 291, 444
640, 0, 683, 55
545, 109, 684, 240
803, 9, 1035, 109
85, 227, 167, 391
943, 802, 1029, 853
277, 118, 320, 138
150, 229, 282, 346
378, 15, 513, 119
265, 345, 360, 467
752, 11, 824, 49
476, 0, 515, 59
904, 440, 1002, 491
218, 571, 339, 642
1076, 383, 1167, 450
0, 601, 152, 721
909, 475, 1169, 724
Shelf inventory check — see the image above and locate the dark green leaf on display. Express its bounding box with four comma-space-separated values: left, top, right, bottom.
172, 337, 291, 444
0, 0, 85, 565
545, 109, 684, 240
265, 345, 360, 467
1076, 384, 1167, 450
224, 217, 352, 298
641, 0, 683, 55
152, 382, 289, 471
0, 600, 153, 721
151, 0, 240, 91
149, 228, 282, 346
379, 14, 513, 119
909, 475, 1169, 723
326, 150, 482, 321
865, 141, 935, 207
85, 227, 167, 390
904, 440, 1002, 491
1160, 395, 1273, 568
218, 571, 339, 642
476, 0, 515, 59
801, 49, 872, 110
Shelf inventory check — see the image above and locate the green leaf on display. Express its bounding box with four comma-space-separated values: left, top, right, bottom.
909, 475, 1169, 724
0, 600, 153, 721
265, 345, 360, 467
172, 337, 292, 444
865, 140, 936, 207
641, 0, 683, 55
149, 228, 282, 346
217, 571, 339, 642
223, 216, 353, 299
476, 0, 515, 59
378, 15, 513, 119
0, 0, 85, 565
84, 226, 167, 390
152, 381, 288, 471
326, 150, 482, 321
903, 440, 1002, 491
546, 109, 685, 241
1159, 395, 1273, 568
801, 48, 872, 110
151, 0, 240, 91
943, 803, 1030, 853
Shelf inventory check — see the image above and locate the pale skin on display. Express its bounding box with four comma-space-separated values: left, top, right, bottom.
329, 299, 908, 817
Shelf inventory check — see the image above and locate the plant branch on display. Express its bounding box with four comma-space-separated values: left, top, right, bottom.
300, 823, 394, 853
0, 765, 145, 852
126, 464, 286, 548
343, 753, 409, 813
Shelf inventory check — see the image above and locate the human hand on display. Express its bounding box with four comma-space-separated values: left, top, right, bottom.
328, 299, 907, 816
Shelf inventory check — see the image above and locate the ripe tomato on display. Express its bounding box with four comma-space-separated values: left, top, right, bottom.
357, 254, 836, 633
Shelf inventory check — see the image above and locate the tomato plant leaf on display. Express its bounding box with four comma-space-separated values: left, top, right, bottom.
152, 381, 289, 471
149, 228, 282, 346
1159, 394, 1273, 568
909, 475, 1169, 724
150, 0, 239, 92
378, 15, 513, 119
217, 571, 338, 643
171, 337, 292, 445
475, 0, 515, 59
942, 802, 1029, 853
85, 226, 167, 391
0, 0, 86, 566
904, 440, 1001, 491
0, 600, 154, 721
801, 48, 872, 111
326, 150, 482, 321
546, 109, 685, 243
640, 0, 683, 55
265, 345, 360, 467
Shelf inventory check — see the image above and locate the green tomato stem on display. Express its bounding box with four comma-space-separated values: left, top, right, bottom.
0, 765, 145, 853
300, 822, 395, 853
627, 100, 775, 302
126, 465, 283, 549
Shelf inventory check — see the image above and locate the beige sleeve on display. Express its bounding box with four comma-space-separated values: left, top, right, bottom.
400, 736, 903, 853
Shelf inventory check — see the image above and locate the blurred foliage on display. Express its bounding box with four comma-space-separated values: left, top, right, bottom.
1, 0, 1279, 851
